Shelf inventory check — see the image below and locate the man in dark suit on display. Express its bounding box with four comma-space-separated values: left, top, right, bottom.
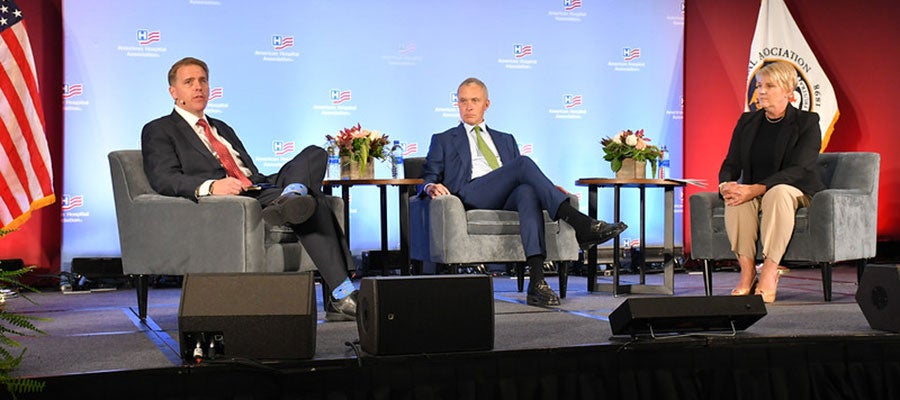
421, 77, 627, 307
141, 57, 357, 321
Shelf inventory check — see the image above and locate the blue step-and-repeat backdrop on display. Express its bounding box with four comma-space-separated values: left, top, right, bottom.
61, 0, 685, 267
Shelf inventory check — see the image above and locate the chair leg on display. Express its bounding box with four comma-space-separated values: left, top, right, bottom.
559, 261, 569, 299
133, 274, 150, 321
702, 260, 713, 296
821, 262, 833, 302
857, 259, 867, 283
517, 263, 525, 293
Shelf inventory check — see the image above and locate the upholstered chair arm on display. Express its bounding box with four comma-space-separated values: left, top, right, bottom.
428, 195, 470, 262
119, 194, 265, 275
807, 188, 877, 262
688, 192, 724, 260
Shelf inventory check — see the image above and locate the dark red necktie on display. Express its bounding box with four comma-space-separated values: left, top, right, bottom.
197, 119, 252, 186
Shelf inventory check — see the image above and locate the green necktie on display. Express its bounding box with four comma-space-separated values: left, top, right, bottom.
474, 125, 499, 170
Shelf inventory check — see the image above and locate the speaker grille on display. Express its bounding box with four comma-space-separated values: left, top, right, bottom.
357, 275, 494, 355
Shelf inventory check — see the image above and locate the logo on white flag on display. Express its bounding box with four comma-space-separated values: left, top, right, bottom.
746, 0, 839, 151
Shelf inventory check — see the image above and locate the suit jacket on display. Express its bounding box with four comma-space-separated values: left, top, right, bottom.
718, 104, 825, 196
421, 123, 521, 194
141, 110, 266, 200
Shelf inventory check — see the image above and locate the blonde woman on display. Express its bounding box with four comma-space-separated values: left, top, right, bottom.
717, 61, 825, 303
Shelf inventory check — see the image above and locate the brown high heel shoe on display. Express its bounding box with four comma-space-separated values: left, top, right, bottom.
731, 277, 758, 296
755, 273, 780, 303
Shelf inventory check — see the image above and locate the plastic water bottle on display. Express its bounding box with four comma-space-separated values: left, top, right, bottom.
658, 145, 669, 179
391, 140, 404, 179
327, 153, 341, 180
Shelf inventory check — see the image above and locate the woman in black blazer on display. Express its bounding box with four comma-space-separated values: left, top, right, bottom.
717, 61, 825, 303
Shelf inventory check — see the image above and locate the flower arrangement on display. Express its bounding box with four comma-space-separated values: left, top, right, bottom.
325, 123, 391, 176
600, 129, 662, 174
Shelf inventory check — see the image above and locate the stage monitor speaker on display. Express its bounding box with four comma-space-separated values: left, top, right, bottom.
856, 264, 900, 333
178, 272, 316, 361
609, 295, 767, 336
357, 275, 494, 355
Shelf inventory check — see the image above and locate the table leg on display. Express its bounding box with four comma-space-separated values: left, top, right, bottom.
379, 185, 389, 275
663, 186, 675, 294
398, 185, 411, 276
612, 185, 621, 296
341, 186, 351, 248
587, 185, 598, 293
638, 186, 646, 285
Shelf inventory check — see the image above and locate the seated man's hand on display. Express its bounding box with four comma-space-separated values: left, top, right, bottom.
211, 177, 247, 195
426, 183, 450, 198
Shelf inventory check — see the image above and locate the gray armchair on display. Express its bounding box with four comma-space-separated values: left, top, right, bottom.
108, 150, 345, 319
405, 157, 581, 297
689, 152, 880, 301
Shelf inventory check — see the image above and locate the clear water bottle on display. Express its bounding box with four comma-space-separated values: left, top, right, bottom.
327, 153, 341, 180
658, 145, 669, 179
391, 140, 404, 179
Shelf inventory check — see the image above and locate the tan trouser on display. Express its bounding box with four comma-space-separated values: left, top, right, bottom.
724, 184, 811, 265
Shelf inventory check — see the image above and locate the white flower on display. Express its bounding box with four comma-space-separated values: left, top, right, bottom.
625, 135, 638, 146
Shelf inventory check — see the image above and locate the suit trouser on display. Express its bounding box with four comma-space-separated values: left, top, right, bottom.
724, 184, 810, 265
252, 145, 353, 289
456, 156, 569, 258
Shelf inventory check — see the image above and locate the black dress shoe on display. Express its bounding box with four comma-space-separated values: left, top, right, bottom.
262, 195, 316, 226
576, 220, 628, 249
527, 280, 561, 307
325, 290, 357, 322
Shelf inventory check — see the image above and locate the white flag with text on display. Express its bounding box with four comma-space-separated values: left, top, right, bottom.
746, 0, 839, 151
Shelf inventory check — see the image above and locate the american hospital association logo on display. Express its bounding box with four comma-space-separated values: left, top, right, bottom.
137, 30, 160, 46
62, 194, 84, 211
272, 140, 295, 156
548, 93, 586, 119
63, 84, 83, 99
331, 89, 352, 105
273, 35, 294, 51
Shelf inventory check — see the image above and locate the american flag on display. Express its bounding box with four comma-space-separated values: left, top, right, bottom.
398, 43, 416, 54
402, 142, 418, 157
519, 144, 533, 155
273, 141, 295, 156
61, 195, 83, 211
514, 44, 533, 58
0, 0, 55, 230
273, 35, 294, 51
623, 47, 641, 61
565, 94, 582, 109
137, 30, 160, 46
63, 83, 83, 99
331, 89, 352, 105
208, 87, 224, 101
564, 0, 582, 11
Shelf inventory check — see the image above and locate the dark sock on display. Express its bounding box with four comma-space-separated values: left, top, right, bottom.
555, 201, 593, 233
527, 255, 545, 287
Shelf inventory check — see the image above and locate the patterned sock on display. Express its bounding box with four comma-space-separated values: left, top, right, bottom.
331, 278, 355, 300
281, 183, 308, 196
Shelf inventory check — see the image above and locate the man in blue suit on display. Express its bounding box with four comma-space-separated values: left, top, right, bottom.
421, 77, 627, 307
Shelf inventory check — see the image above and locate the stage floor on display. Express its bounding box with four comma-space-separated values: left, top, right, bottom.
8, 262, 893, 380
